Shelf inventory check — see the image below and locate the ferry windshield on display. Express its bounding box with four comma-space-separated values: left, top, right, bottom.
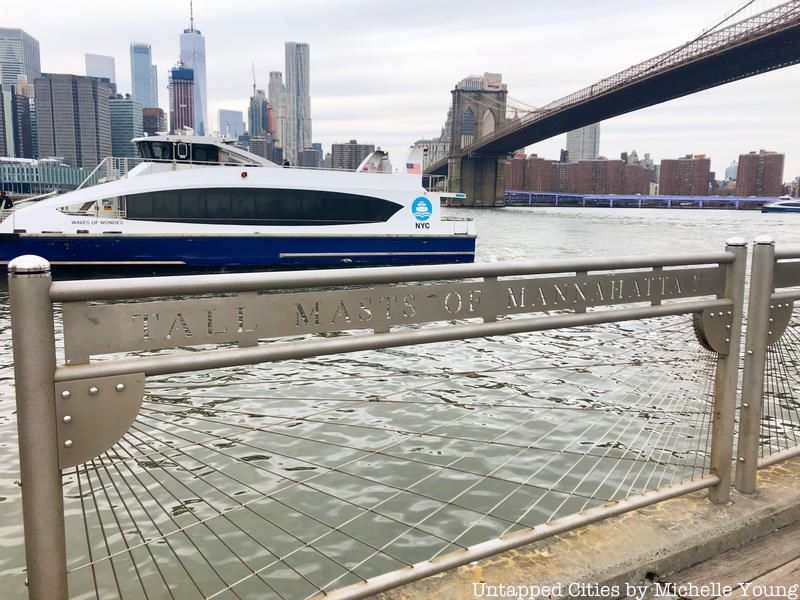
137, 141, 221, 164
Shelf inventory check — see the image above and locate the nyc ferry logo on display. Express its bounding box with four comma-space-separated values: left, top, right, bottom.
413, 196, 432, 229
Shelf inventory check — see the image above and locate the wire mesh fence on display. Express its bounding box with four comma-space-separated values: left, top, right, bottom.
60, 315, 718, 599
761, 305, 800, 458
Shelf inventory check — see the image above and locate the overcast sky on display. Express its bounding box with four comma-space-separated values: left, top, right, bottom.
5, 0, 799, 179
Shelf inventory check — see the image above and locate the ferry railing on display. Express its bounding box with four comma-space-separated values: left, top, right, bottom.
9, 242, 749, 599
735, 237, 800, 492
76, 156, 269, 190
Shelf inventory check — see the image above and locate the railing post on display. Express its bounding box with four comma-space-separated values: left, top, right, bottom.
708, 238, 747, 504
8, 255, 68, 599
735, 236, 775, 493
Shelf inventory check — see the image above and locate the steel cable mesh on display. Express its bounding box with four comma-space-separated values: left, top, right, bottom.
760, 307, 800, 458
60, 315, 718, 599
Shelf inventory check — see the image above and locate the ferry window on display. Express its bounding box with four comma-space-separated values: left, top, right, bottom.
138, 143, 154, 159
220, 149, 247, 165
192, 144, 219, 164
176, 143, 190, 160
149, 143, 173, 160
124, 188, 402, 224
126, 193, 153, 218
257, 190, 301, 221
206, 189, 231, 218
231, 189, 256, 218
153, 191, 179, 218
180, 189, 206, 218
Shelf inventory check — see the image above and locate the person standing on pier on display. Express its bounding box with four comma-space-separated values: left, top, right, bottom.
0, 191, 12, 210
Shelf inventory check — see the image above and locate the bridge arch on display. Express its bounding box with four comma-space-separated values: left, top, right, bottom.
479, 110, 496, 139
462, 107, 476, 136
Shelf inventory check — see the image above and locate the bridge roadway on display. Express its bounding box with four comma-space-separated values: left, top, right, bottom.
426, 1, 800, 191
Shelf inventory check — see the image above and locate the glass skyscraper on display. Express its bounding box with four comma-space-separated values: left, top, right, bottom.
0, 28, 41, 88
218, 109, 245, 138
284, 42, 311, 165
110, 95, 143, 158
566, 123, 600, 163
130, 43, 157, 108
268, 71, 286, 148
180, 25, 207, 135
168, 67, 194, 133
34, 74, 112, 169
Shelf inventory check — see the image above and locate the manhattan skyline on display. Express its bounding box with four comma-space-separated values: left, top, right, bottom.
3, 0, 798, 177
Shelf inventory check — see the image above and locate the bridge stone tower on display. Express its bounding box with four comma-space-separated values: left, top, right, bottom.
447, 73, 508, 207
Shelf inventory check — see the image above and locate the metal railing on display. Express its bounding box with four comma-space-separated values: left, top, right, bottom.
75, 155, 400, 192
9, 237, 800, 598
76, 156, 279, 191
735, 237, 800, 491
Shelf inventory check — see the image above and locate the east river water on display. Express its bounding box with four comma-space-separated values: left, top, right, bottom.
1, 206, 800, 598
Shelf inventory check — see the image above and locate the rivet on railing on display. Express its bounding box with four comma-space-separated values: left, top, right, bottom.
64, 440, 73, 448
61, 390, 71, 400
116, 383, 126, 392
89, 387, 99, 396
62, 415, 72, 424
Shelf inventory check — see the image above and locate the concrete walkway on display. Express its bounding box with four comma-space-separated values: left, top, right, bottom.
643, 520, 800, 599
380, 458, 800, 600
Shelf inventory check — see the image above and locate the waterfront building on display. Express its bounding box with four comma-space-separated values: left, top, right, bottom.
85, 54, 115, 85
179, 11, 207, 135
34, 73, 111, 169
0, 156, 94, 195
248, 135, 282, 164
658, 155, 710, 196
0, 28, 40, 88
565, 123, 600, 163
505, 152, 528, 189
268, 71, 286, 145
298, 145, 322, 168
576, 159, 622, 194
142, 107, 166, 136
218, 109, 245, 138
331, 139, 374, 171
168, 66, 194, 133
130, 43, 158, 108
248, 89, 269, 138
526, 155, 557, 192
110, 95, 143, 158
505, 154, 651, 195
284, 42, 311, 165
0, 84, 33, 158
736, 150, 784, 197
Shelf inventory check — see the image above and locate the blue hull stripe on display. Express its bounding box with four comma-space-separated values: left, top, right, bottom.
0, 235, 476, 267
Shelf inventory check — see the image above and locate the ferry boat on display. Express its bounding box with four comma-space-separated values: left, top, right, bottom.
761, 196, 800, 213
0, 135, 475, 269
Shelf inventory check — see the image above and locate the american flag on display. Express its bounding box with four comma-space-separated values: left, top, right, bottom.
406, 162, 421, 174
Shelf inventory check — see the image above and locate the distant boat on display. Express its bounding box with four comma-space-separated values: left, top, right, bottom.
0, 135, 476, 269
762, 197, 800, 213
